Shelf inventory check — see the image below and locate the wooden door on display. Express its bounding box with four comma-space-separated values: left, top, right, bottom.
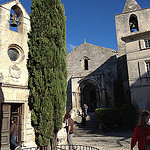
0, 103, 22, 150
0, 104, 11, 150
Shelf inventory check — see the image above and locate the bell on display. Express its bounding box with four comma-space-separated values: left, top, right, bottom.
10, 14, 18, 27
132, 24, 136, 29
10, 19, 18, 27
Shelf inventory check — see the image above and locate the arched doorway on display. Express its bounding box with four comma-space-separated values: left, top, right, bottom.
80, 81, 99, 112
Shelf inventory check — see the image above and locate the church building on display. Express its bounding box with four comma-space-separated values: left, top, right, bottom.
66, 41, 118, 113
0, 0, 36, 149
67, 0, 150, 115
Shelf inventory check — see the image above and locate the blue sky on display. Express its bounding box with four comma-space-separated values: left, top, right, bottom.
0, 0, 150, 53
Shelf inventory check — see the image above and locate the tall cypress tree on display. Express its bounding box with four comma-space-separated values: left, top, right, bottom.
27, 0, 67, 148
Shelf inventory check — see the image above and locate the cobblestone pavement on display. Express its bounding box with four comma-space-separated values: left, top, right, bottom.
73, 131, 138, 150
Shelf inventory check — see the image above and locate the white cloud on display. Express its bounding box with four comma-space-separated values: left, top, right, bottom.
67, 44, 76, 53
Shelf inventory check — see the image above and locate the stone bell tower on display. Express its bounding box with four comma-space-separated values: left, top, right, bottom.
115, 0, 150, 112
0, 0, 36, 149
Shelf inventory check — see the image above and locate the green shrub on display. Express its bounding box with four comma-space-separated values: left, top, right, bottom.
96, 108, 122, 128
120, 103, 137, 130
96, 103, 137, 131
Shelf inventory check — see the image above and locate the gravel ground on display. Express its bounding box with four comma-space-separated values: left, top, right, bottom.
73, 131, 138, 150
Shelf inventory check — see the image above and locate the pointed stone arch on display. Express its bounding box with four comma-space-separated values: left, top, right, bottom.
79, 79, 100, 112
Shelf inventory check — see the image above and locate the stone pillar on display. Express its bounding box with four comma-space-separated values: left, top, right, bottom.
100, 75, 106, 107
101, 90, 106, 107
96, 90, 100, 108
77, 92, 82, 109
72, 92, 77, 109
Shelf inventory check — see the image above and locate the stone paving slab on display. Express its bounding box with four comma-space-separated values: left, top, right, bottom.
73, 131, 138, 150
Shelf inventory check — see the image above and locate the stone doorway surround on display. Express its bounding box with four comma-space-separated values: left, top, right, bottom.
71, 76, 105, 114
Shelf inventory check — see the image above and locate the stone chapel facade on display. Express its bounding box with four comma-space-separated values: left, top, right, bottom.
0, 0, 36, 149
66, 42, 118, 113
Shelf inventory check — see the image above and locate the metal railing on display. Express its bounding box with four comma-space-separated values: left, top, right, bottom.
20, 145, 99, 150
21, 147, 38, 150
56, 145, 99, 150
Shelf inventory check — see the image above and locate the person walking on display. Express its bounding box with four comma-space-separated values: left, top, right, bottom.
64, 113, 76, 150
83, 104, 88, 117
81, 112, 86, 126
10, 118, 19, 150
131, 110, 150, 150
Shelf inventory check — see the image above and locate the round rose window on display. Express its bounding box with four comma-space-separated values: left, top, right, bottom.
8, 48, 19, 61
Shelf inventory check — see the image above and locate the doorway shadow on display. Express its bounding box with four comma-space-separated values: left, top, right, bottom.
0, 83, 4, 148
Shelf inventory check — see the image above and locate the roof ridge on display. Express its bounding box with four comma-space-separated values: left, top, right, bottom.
67, 42, 117, 55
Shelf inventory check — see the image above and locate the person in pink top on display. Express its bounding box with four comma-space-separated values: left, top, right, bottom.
64, 113, 76, 150
131, 110, 150, 150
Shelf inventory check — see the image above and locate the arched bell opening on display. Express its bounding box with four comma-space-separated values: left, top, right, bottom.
129, 14, 139, 33
80, 80, 100, 112
10, 5, 23, 33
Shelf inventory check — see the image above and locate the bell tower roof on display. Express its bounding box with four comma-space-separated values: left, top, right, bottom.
123, 0, 141, 13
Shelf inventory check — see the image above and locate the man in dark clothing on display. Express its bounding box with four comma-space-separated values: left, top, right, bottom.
64, 113, 76, 150
81, 112, 86, 126
10, 118, 19, 150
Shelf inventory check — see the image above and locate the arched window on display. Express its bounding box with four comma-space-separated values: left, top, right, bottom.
84, 59, 88, 70
129, 14, 139, 33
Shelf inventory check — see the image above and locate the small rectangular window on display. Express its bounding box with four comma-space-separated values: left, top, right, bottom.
139, 41, 141, 49
84, 59, 88, 70
145, 61, 150, 77
145, 40, 150, 48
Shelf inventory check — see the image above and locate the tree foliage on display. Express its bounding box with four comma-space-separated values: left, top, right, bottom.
27, 0, 67, 147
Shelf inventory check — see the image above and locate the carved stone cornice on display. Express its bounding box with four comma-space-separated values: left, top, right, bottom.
0, 83, 28, 89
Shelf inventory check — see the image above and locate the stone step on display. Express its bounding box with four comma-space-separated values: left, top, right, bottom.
75, 130, 99, 136
74, 112, 99, 136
